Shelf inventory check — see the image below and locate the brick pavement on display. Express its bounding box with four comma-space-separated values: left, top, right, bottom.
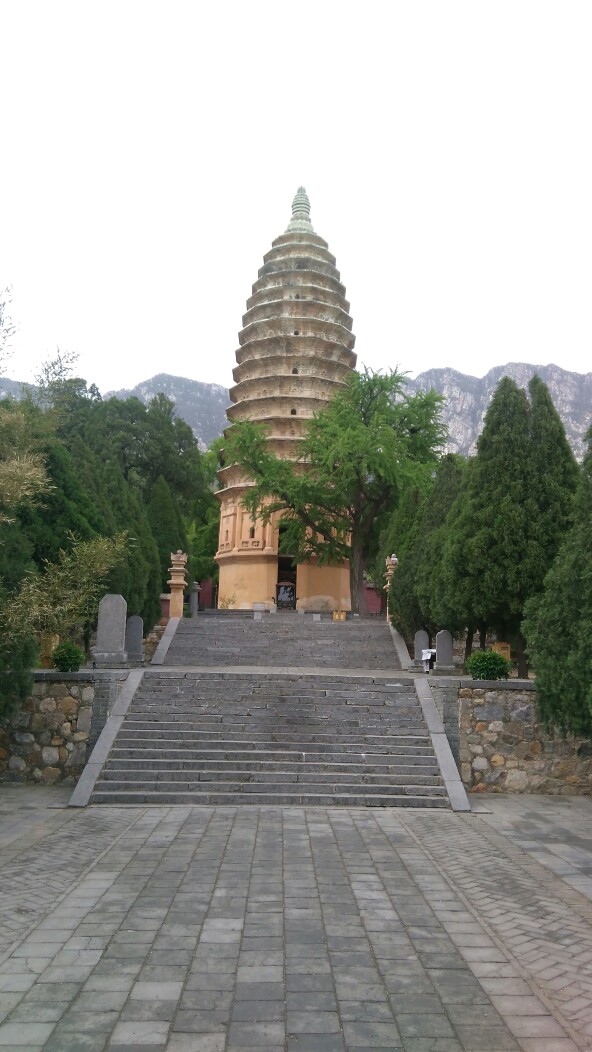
0, 786, 589, 1051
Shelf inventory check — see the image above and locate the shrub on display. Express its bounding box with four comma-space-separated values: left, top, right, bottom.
51, 641, 85, 673
465, 650, 512, 680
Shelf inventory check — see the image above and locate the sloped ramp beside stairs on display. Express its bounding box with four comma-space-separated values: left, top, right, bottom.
88, 671, 450, 808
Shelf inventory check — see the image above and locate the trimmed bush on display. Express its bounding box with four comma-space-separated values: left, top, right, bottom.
51, 641, 85, 673
465, 650, 512, 680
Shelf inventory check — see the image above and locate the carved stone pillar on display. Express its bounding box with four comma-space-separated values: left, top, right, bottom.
168, 550, 188, 619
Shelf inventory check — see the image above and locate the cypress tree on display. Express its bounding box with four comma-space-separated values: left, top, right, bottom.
523, 429, 592, 735
434, 376, 578, 672
147, 475, 188, 591
386, 485, 430, 640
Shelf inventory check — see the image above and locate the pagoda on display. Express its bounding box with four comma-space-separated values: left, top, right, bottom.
215, 188, 357, 611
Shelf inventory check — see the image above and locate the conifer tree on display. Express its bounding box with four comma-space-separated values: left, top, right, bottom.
435, 376, 578, 673
414, 454, 469, 641
384, 485, 429, 640
523, 428, 592, 735
147, 475, 188, 591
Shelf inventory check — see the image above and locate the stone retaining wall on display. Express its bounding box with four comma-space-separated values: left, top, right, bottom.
0, 672, 127, 785
456, 680, 592, 795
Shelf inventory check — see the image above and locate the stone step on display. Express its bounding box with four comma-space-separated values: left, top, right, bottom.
91, 625, 449, 808
105, 758, 442, 776
100, 767, 443, 786
91, 789, 449, 807
96, 776, 446, 796
116, 729, 430, 745
107, 745, 438, 763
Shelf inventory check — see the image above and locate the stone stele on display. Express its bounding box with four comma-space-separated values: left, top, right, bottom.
125, 615, 144, 665
414, 630, 429, 662
435, 629, 454, 669
92, 594, 128, 667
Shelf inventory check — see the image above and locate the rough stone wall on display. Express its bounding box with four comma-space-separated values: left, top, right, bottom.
0, 672, 127, 785
458, 682, 592, 795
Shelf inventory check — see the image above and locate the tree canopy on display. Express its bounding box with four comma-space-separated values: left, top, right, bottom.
0, 356, 221, 716
388, 375, 579, 672
224, 368, 445, 613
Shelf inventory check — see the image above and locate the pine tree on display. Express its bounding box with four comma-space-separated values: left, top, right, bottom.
523, 428, 592, 735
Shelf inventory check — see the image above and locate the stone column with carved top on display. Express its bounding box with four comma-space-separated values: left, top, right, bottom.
168, 550, 188, 619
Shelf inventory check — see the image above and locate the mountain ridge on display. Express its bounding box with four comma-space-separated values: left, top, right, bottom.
2, 363, 591, 458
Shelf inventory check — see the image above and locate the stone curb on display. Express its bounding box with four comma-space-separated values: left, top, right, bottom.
67, 670, 144, 807
439, 676, 535, 691
141, 664, 424, 681
414, 676, 471, 812
387, 621, 414, 670
29, 670, 130, 682
151, 618, 180, 665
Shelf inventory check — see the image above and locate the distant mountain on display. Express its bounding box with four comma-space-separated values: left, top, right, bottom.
408, 363, 592, 460
0, 377, 33, 400
3, 363, 591, 459
105, 373, 228, 450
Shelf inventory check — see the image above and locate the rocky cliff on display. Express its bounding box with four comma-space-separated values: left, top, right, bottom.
408, 363, 592, 460
3, 363, 591, 458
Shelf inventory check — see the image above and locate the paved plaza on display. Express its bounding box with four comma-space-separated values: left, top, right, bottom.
0, 789, 591, 1051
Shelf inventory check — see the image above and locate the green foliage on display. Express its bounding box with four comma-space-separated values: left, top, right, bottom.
224, 369, 445, 613
19, 442, 104, 564
51, 640, 85, 673
0, 635, 37, 721
147, 475, 188, 590
429, 376, 578, 672
385, 454, 467, 640
188, 497, 220, 584
523, 429, 592, 735
0, 401, 50, 520
465, 650, 512, 680
1, 534, 129, 644
385, 485, 430, 639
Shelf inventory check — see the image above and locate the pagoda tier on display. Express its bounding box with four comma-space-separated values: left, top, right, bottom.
215, 188, 355, 611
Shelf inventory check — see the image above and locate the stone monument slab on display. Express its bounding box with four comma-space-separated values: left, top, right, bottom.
92, 594, 128, 667
435, 629, 454, 670
414, 630, 429, 663
190, 582, 201, 618
125, 615, 144, 666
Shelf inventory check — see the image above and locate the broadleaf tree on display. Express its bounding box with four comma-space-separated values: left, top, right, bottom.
223, 369, 445, 614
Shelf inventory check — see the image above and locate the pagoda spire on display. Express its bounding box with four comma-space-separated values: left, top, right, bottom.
285, 186, 314, 233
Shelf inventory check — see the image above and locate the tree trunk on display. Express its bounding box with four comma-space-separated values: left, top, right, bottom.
349, 540, 368, 617
464, 626, 474, 661
479, 623, 487, 650
514, 633, 529, 679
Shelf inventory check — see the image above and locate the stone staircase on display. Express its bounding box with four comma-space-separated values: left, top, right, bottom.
163, 614, 401, 670
91, 670, 449, 807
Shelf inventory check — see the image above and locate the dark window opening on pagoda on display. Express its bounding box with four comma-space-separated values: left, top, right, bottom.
294, 330, 299, 335
290, 408, 297, 415
249, 527, 255, 539
292, 367, 299, 375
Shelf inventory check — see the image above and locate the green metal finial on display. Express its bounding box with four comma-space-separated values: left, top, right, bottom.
286, 186, 314, 233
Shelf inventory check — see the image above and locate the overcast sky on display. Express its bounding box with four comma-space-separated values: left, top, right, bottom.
1, 1, 591, 395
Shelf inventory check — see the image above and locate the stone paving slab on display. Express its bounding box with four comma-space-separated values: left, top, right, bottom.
0, 787, 589, 1050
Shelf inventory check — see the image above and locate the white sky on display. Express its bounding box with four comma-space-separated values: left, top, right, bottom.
1, 1, 591, 394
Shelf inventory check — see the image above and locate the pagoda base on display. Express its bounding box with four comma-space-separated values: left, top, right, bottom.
216, 552, 351, 612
